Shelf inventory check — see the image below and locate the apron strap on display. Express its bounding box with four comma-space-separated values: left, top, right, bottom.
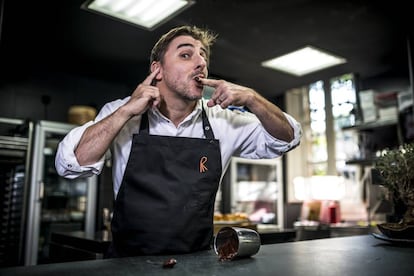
139, 112, 149, 134
139, 102, 216, 140
201, 103, 215, 140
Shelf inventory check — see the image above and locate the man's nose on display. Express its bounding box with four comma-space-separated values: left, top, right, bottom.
195, 54, 207, 68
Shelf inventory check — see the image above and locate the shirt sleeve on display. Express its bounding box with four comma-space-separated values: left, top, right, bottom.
55, 121, 105, 178
238, 111, 302, 158
210, 105, 302, 164
264, 112, 302, 153
55, 98, 127, 178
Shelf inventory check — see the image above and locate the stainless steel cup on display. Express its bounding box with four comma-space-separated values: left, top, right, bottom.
214, 227, 261, 260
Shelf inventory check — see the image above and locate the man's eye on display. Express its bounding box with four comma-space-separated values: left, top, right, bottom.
181, 53, 190, 58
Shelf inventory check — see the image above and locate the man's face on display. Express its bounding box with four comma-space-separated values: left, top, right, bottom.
159, 35, 209, 101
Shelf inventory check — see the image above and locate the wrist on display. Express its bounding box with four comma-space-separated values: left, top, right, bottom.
244, 90, 260, 110
116, 104, 135, 121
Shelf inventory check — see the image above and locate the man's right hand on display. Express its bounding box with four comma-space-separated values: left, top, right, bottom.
123, 68, 161, 118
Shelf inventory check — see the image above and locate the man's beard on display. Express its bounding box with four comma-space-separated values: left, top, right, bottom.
181, 92, 202, 101
167, 77, 203, 101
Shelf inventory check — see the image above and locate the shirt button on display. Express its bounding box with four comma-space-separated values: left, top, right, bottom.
67, 164, 72, 168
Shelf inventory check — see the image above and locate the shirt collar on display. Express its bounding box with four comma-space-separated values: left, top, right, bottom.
148, 99, 204, 123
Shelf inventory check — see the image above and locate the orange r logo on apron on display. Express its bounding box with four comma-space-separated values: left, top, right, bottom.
199, 156, 208, 173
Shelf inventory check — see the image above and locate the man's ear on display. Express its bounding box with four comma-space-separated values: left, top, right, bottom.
151, 62, 162, 81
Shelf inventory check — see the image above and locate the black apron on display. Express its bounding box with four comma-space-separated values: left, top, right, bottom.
108, 106, 222, 257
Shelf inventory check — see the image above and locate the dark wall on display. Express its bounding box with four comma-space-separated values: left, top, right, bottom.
0, 70, 132, 122
360, 73, 410, 93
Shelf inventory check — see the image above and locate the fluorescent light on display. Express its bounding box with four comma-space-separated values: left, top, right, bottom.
82, 0, 195, 31
261, 46, 346, 76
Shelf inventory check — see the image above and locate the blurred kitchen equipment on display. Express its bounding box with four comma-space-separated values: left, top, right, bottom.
68, 106, 97, 125
214, 227, 261, 261
319, 200, 341, 224
294, 175, 345, 224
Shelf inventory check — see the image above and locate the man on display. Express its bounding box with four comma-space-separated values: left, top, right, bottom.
55, 25, 302, 257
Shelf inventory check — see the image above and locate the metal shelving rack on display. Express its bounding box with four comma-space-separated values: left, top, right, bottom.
0, 117, 33, 267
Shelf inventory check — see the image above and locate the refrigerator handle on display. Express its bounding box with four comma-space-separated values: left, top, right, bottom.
38, 180, 44, 201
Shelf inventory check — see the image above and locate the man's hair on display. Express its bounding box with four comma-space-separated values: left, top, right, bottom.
150, 25, 217, 69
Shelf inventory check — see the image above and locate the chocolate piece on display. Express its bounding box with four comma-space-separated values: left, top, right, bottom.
162, 258, 177, 268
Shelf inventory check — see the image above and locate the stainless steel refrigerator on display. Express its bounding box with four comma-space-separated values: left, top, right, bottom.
24, 120, 97, 265
216, 157, 285, 229
0, 117, 33, 267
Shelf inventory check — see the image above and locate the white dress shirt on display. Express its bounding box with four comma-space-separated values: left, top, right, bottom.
55, 98, 302, 196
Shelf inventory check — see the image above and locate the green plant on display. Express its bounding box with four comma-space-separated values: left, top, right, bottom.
375, 142, 414, 225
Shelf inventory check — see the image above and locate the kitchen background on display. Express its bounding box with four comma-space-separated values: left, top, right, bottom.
1, 0, 413, 268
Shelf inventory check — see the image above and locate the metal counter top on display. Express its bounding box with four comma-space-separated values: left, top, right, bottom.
1, 235, 413, 276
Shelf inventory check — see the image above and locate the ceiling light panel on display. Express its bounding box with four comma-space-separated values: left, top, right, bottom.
261, 46, 346, 76
82, 0, 195, 31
